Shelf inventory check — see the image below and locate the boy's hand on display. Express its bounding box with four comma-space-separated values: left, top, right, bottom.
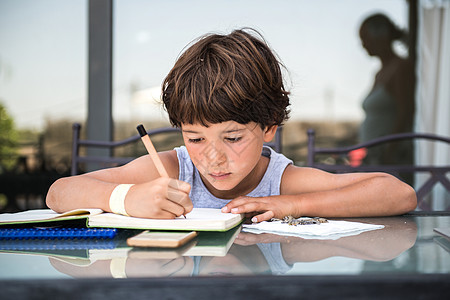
221, 195, 299, 223
125, 177, 192, 219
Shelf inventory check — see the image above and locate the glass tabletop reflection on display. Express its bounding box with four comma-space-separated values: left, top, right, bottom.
0, 215, 449, 280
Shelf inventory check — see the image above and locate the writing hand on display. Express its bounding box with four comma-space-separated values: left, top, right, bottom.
125, 177, 193, 219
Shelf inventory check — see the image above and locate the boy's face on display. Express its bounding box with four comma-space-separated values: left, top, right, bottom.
181, 121, 275, 197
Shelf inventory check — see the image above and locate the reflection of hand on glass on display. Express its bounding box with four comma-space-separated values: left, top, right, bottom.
235, 217, 417, 264
49, 256, 194, 278
49, 258, 112, 278
234, 232, 293, 245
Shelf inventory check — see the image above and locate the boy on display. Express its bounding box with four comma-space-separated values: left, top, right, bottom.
46, 28, 416, 222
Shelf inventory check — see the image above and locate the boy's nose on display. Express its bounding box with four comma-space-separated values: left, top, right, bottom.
205, 142, 227, 167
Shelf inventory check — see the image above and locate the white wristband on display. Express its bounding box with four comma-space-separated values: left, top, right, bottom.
109, 184, 134, 216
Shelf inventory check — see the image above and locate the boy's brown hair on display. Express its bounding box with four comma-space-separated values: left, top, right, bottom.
162, 28, 290, 128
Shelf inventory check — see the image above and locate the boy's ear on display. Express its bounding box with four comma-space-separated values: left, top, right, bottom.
263, 125, 278, 142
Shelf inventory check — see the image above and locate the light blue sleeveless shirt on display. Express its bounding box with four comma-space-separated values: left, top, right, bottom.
175, 146, 293, 208
177, 145, 294, 275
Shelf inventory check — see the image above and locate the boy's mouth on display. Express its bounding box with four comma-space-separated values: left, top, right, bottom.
209, 172, 231, 180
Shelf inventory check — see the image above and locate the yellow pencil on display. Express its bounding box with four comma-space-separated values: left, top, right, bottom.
137, 124, 169, 178
136, 124, 186, 218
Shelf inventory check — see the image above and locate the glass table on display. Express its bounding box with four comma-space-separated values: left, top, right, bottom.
1, 213, 449, 299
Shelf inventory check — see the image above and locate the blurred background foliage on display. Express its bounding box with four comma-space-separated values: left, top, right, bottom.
0, 102, 18, 171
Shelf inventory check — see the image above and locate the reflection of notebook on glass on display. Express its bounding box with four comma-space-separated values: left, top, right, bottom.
0, 229, 138, 262
0, 226, 242, 267
434, 227, 450, 240
184, 225, 241, 257
128, 225, 241, 259
0, 227, 118, 239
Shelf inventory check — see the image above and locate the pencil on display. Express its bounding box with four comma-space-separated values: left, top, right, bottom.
137, 124, 169, 178
137, 124, 186, 218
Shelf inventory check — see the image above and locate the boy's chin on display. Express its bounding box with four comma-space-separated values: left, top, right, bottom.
206, 177, 239, 192
209, 181, 237, 191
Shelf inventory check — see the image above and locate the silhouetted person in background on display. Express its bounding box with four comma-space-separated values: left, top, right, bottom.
358, 13, 415, 184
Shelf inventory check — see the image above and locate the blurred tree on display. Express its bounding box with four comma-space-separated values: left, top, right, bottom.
41, 118, 73, 174
0, 102, 18, 171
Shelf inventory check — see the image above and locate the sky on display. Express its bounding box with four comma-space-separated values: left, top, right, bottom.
0, 0, 407, 130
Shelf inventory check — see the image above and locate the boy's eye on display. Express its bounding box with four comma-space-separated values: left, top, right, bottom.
225, 137, 242, 143
188, 138, 203, 143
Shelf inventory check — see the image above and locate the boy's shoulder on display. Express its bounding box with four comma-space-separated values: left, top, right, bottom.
282, 164, 329, 179
280, 164, 332, 194
159, 149, 180, 178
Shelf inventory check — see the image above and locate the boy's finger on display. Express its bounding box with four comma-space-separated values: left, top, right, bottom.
167, 187, 190, 203
227, 201, 267, 215
160, 199, 188, 218
168, 179, 191, 193
167, 187, 193, 212
221, 196, 254, 212
250, 211, 274, 223
148, 207, 178, 219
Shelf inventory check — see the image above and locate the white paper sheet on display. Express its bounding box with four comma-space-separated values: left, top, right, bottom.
242, 220, 384, 240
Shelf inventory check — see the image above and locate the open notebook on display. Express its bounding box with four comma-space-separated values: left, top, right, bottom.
0, 208, 244, 232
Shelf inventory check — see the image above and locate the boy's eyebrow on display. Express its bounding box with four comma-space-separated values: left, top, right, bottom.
181, 129, 201, 134
182, 128, 246, 134
223, 128, 246, 133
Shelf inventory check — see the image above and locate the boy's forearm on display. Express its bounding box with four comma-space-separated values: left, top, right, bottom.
295, 175, 417, 217
46, 176, 114, 213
